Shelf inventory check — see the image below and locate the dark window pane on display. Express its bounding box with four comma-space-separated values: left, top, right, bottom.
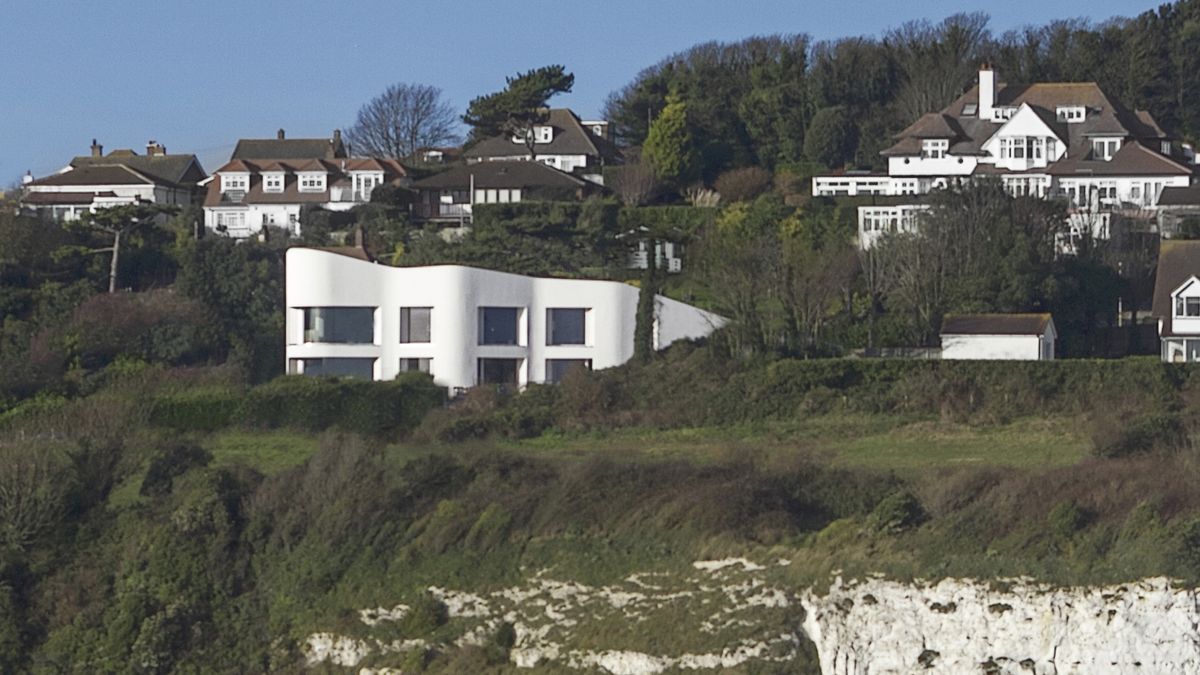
547, 308, 586, 345
546, 359, 591, 383
298, 358, 375, 379
399, 357, 432, 374
478, 358, 520, 385
400, 307, 432, 343
479, 307, 519, 345
303, 307, 374, 343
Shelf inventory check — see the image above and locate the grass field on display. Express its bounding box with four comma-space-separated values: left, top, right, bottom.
501, 413, 1088, 472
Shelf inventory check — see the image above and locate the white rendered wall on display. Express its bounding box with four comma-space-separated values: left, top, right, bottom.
941, 334, 1049, 360
284, 249, 724, 389
887, 155, 978, 177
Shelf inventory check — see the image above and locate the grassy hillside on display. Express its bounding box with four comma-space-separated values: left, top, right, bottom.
2, 354, 1200, 672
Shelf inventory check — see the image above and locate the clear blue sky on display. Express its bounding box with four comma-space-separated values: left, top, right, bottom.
0, 0, 1163, 184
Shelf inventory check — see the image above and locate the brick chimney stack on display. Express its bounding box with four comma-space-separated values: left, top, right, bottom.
277, 128, 286, 140
90, 139, 103, 157
146, 141, 166, 156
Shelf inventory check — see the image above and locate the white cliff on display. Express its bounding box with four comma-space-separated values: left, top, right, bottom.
800, 576, 1200, 675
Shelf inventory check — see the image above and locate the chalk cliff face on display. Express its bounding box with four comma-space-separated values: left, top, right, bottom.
800, 576, 1200, 675
303, 566, 1200, 674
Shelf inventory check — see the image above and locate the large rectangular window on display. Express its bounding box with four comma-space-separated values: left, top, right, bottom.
400, 307, 432, 343
290, 358, 375, 379
546, 359, 591, 383
302, 307, 374, 344
479, 307, 520, 345
478, 358, 521, 386
547, 308, 587, 345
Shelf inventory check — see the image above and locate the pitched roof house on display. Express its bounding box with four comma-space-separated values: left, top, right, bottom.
940, 313, 1057, 360
410, 161, 596, 223
812, 67, 1196, 249
1151, 240, 1200, 362
21, 139, 206, 221
203, 156, 406, 238
462, 108, 619, 183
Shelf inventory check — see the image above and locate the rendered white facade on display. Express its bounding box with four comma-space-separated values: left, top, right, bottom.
285, 248, 724, 390
941, 328, 1056, 361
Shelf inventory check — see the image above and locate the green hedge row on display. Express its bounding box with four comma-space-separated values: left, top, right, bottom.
148, 373, 445, 437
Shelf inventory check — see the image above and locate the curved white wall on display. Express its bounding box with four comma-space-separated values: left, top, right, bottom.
285, 249, 724, 389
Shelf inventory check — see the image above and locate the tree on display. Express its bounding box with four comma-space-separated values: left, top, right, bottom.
642, 95, 701, 188
344, 83, 460, 160
609, 156, 659, 207
73, 204, 175, 293
803, 106, 858, 169
463, 65, 574, 160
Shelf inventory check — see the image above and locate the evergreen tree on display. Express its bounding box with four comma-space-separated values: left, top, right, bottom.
642, 95, 701, 188
463, 65, 574, 160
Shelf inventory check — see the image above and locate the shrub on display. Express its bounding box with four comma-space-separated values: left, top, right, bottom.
240, 374, 444, 437
866, 490, 926, 534
140, 444, 213, 498
714, 167, 772, 202
399, 592, 448, 637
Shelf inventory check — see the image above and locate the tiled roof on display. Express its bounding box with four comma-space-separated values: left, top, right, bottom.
70, 153, 205, 186
21, 191, 118, 205
1046, 141, 1194, 177
941, 313, 1054, 336
231, 136, 347, 161
411, 161, 588, 191
27, 165, 155, 187
1158, 185, 1200, 207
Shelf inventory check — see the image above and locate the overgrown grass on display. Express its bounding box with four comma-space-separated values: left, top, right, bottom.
205, 430, 321, 474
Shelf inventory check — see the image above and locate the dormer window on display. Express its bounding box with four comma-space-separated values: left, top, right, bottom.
1057, 106, 1085, 123
221, 173, 248, 192
1176, 296, 1200, 318
921, 139, 949, 159
298, 173, 326, 192
1092, 138, 1122, 161
263, 173, 284, 193
515, 126, 554, 144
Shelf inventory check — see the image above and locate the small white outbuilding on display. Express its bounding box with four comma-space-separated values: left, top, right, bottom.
940, 313, 1056, 361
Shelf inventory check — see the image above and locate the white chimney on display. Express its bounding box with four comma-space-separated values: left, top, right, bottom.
22, 170, 33, 185
979, 65, 996, 121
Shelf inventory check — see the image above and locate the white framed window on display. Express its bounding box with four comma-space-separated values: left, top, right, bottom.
1092, 138, 1122, 161
263, 173, 284, 192
1176, 296, 1200, 318
298, 173, 326, 192
216, 211, 245, 229
221, 174, 248, 192
1056, 106, 1086, 123
536, 125, 553, 143
920, 139, 948, 159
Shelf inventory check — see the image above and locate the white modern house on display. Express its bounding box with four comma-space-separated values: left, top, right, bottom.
20, 139, 205, 221
1152, 240, 1200, 362
813, 66, 1196, 249
940, 313, 1056, 361
285, 247, 724, 389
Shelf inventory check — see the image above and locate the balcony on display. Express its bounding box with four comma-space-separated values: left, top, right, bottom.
628, 251, 683, 273
413, 202, 473, 221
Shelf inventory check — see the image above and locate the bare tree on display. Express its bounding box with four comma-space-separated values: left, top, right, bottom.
610, 160, 659, 206
888, 13, 990, 123
0, 443, 67, 552
345, 83, 460, 159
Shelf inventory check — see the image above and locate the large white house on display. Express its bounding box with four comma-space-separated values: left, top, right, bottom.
202, 129, 407, 237
21, 140, 206, 221
813, 67, 1196, 248
285, 248, 724, 390
940, 313, 1056, 361
1152, 240, 1200, 362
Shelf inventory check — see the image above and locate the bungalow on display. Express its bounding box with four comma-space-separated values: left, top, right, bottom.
284, 247, 723, 389
940, 313, 1056, 360
20, 139, 206, 221
409, 161, 597, 223
1151, 240, 1200, 362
